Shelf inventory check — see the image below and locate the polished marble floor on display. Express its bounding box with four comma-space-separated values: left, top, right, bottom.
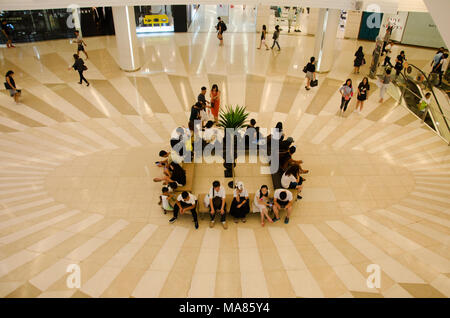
0, 28, 449, 298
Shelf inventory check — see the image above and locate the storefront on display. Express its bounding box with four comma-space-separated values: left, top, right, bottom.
0, 9, 74, 43
135, 5, 174, 33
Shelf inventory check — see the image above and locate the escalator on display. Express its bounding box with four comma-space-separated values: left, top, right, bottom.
389, 63, 450, 144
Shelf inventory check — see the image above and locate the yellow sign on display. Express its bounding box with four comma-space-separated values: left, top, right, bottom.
144, 14, 169, 26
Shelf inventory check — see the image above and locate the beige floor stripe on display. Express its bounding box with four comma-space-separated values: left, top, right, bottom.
127, 76, 168, 113
45, 84, 106, 118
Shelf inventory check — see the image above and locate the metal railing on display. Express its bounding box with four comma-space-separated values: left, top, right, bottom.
387, 63, 450, 145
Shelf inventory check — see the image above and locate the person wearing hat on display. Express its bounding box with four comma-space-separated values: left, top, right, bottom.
273, 189, 293, 224
230, 181, 250, 223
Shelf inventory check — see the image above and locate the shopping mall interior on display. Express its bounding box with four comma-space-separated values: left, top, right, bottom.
0, 0, 449, 299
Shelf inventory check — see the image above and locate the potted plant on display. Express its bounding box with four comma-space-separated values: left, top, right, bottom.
217, 105, 249, 187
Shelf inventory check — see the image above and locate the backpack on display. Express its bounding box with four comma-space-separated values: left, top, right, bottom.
221, 21, 227, 32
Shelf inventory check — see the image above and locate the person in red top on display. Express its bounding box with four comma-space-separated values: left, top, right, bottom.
210, 84, 221, 124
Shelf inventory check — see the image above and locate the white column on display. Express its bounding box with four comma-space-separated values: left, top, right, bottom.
112, 6, 141, 72
344, 10, 362, 39
256, 5, 271, 33
313, 8, 340, 73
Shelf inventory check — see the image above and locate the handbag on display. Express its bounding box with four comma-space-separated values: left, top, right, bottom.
303, 65, 307, 73
82, 65, 88, 71
310, 79, 318, 87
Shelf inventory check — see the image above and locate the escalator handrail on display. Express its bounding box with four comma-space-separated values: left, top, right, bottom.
403, 63, 450, 133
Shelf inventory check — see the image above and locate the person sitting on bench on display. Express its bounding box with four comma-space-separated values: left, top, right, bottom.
279, 146, 309, 173
281, 165, 305, 200
169, 191, 199, 229
204, 180, 228, 229
273, 189, 293, 224
230, 181, 250, 223
153, 162, 186, 187
253, 185, 273, 227
155, 149, 183, 168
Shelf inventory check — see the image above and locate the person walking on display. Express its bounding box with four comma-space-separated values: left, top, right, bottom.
1, 20, 14, 48
394, 50, 407, 78
74, 30, 88, 59
339, 79, 353, 115
379, 68, 391, 103
355, 77, 370, 113
353, 46, 365, 74
304, 56, 316, 90
69, 54, 90, 86
216, 17, 227, 46
210, 84, 221, 124
230, 181, 250, 223
257, 25, 269, 50
382, 41, 394, 67
381, 24, 393, 55
4, 70, 20, 103
271, 25, 281, 51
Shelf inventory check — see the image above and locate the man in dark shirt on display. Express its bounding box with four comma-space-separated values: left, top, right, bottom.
198, 86, 209, 107
1, 20, 14, 48
189, 102, 202, 132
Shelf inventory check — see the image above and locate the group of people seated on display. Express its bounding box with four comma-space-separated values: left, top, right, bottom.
159, 180, 298, 229
153, 86, 310, 229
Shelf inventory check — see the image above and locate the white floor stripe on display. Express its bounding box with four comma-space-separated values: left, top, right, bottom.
0, 250, 40, 278
332, 119, 373, 149
0, 198, 54, 215
126, 115, 164, 144
0, 117, 28, 131
392, 204, 450, 228
402, 198, 450, 215
310, 117, 341, 144
268, 227, 324, 297
0, 186, 44, 196
0, 150, 59, 166
108, 126, 142, 147
0, 191, 47, 204
351, 215, 450, 273
83, 224, 157, 297
299, 224, 383, 293
26, 214, 104, 253
0, 204, 64, 230
36, 127, 98, 153
12, 132, 86, 157
237, 228, 270, 298
0, 210, 80, 245
63, 122, 118, 150
188, 228, 221, 298
290, 113, 316, 141
29, 219, 128, 291
326, 220, 425, 284
367, 129, 424, 153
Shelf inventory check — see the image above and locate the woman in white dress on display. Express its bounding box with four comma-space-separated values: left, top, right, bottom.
253, 185, 273, 227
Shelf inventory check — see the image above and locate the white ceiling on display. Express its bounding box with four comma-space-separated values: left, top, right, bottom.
0, 0, 427, 13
